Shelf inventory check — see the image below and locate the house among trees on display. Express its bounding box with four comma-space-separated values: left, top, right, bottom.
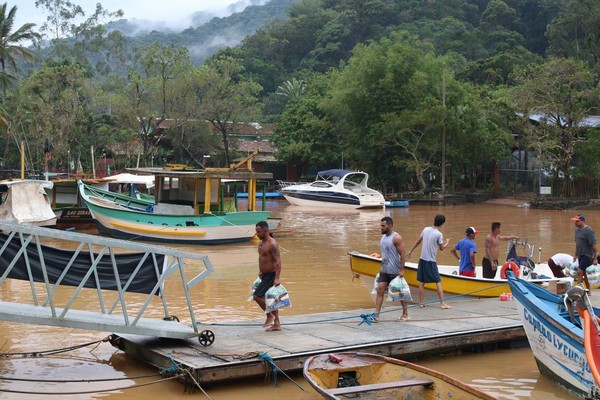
230, 122, 287, 182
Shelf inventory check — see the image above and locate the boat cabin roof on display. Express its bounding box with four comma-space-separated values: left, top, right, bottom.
317, 169, 361, 179
0, 179, 54, 189
127, 167, 272, 181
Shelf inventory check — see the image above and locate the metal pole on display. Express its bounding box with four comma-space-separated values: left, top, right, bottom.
91, 145, 96, 178
441, 63, 446, 194
21, 140, 25, 179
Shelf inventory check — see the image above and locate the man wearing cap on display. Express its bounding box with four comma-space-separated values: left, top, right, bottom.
451, 227, 479, 277
572, 214, 597, 291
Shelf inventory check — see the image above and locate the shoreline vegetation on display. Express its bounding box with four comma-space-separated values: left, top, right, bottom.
388, 192, 597, 210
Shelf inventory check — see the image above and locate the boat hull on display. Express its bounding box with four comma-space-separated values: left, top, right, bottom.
282, 191, 383, 209
303, 352, 495, 400
280, 170, 385, 209
507, 276, 600, 398
79, 182, 270, 244
87, 203, 269, 244
349, 252, 561, 298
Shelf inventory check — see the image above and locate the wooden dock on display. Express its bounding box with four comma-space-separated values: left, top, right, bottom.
109, 295, 525, 385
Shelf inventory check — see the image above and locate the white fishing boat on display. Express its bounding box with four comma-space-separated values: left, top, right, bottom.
279, 169, 385, 209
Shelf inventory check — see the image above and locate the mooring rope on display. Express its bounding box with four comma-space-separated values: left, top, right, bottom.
358, 313, 378, 326
0, 336, 112, 358
160, 354, 179, 375
0, 374, 183, 396
258, 352, 306, 392
181, 368, 214, 400
0, 372, 161, 383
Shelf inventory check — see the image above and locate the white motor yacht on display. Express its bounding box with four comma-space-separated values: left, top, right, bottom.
279, 169, 385, 209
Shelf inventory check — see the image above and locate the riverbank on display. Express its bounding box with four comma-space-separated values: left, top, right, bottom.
391, 190, 599, 210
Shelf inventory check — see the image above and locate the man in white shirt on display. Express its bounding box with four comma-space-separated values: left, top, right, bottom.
547, 253, 574, 278
407, 214, 451, 309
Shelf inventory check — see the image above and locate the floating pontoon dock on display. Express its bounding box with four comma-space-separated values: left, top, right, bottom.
110, 295, 525, 385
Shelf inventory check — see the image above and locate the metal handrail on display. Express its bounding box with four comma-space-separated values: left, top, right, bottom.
0, 222, 213, 339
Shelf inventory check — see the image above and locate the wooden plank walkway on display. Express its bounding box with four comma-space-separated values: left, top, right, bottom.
109, 295, 524, 384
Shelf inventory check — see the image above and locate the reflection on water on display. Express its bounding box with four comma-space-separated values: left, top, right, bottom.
0, 202, 592, 399
419, 347, 577, 400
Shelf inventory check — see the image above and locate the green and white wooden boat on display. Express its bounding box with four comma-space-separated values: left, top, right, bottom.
80, 181, 154, 210
77, 163, 273, 244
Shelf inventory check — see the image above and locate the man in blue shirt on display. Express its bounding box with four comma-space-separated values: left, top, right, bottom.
451, 227, 479, 277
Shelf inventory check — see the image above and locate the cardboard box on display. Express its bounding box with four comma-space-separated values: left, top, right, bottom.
546, 280, 570, 295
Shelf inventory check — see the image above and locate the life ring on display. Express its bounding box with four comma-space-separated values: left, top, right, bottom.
500, 261, 520, 279
369, 253, 381, 258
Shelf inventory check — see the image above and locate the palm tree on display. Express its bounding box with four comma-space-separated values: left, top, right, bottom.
276, 78, 306, 100
0, 3, 40, 78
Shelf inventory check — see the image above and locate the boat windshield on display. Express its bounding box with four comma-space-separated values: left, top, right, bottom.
310, 181, 334, 188
343, 173, 368, 187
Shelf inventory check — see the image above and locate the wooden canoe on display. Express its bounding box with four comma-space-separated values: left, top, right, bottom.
303, 352, 496, 400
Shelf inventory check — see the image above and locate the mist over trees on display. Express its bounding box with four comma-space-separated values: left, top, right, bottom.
2, 0, 600, 195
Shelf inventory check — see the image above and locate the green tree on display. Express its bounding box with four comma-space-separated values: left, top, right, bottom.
510, 58, 600, 196
321, 31, 510, 191
323, 32, 446, 190
574, 128, 600, 178
35, 0, 123, 65
195, 56, 262, 166
119, 43, 194, 166
546, 0, 600, 68
273, 72, 342, 172
18, 62, 92, 170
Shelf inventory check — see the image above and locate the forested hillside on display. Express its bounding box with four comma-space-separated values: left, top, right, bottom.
3, 0, 600, 196
119, 0, 297, 65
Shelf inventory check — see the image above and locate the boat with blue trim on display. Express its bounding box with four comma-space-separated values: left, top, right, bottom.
507, 274, 600, 398
279, 169, 384, 209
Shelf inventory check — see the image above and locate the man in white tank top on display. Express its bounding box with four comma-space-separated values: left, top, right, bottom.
374, 216, 409, 321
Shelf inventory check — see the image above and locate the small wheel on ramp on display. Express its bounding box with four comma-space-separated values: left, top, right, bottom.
198, 330, 215, 346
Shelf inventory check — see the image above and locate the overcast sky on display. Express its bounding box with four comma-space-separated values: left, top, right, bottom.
13, 0, 240, 33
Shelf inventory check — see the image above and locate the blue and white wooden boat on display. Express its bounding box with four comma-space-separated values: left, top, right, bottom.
507, 274, 600, 398
279, 170, 385, 209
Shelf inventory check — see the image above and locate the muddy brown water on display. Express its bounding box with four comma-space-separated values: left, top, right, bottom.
0, 200, 585, 399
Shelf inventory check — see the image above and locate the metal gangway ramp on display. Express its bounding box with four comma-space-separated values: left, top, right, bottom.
0, 222, 215, 345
